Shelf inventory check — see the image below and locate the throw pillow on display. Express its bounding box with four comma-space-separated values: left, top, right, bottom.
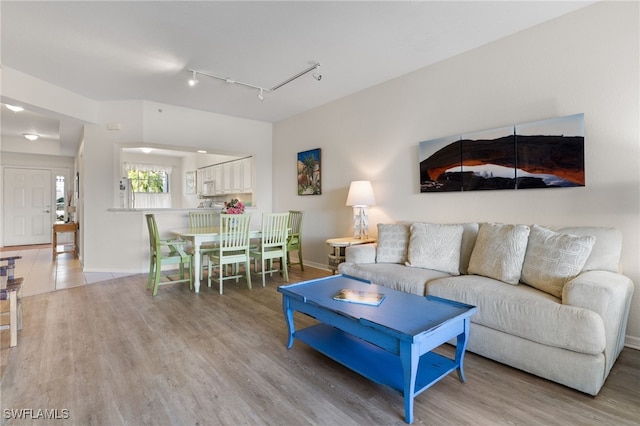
468, 223, 530, 285
557, 226, 621, 273
405, 223, 463, 275
375, 223, 410, 264
521, 225, 596, 298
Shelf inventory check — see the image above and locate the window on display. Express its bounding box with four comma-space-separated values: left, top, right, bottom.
127, 169, 169, 193
56, 175, 66, 222
124, 162, 173, 209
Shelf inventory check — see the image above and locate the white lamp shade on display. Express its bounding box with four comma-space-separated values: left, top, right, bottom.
346, 180, 376, 207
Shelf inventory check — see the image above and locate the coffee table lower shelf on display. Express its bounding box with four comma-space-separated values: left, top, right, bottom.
295, 323, 459, 404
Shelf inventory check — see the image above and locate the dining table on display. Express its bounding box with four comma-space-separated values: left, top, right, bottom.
171, 226, 261, 293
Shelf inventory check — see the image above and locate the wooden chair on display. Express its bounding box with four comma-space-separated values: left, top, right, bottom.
207, 214, 252, 294
145, 214, 193, 296
287, 210, 305, 270
189, 211, 220, 274
250, 212, 289, 287
1, 256, 23, 347
189, 210, 219, 227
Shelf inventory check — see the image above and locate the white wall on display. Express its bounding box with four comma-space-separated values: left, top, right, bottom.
272, 2, 640, 345
0, 67, 95, 248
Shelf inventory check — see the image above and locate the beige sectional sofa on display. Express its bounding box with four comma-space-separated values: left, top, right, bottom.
338, 222, 634, 395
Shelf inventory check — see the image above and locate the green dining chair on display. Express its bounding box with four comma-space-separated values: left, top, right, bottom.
145, 214, 192, 296
287, 210, 304, 271
250, 212, 289, 287
207, 214, 252, 294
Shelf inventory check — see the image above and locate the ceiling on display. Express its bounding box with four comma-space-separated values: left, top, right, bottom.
1, 1, 593, 157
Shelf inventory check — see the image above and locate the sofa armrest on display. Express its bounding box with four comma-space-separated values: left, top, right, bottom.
345, 243, 377, 264
563, 270, 634, 373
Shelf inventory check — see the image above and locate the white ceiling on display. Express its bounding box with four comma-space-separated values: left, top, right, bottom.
1, 1, 593, 156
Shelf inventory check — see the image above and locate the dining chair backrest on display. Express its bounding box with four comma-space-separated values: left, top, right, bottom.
189, 211, 219, 228
145, 213, 160, 254
219, 214, 252, 251
287, 210, 305, 270
261, 212, 290, 249
288, 210, 304, 243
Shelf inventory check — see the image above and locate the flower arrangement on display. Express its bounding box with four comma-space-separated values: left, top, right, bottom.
223, 198, 245, 214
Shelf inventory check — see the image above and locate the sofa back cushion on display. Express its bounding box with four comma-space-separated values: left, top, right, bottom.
556, 226, 622, 273
468, 223, 530, 285
459, 222, 480, 275
375, 223, 410, 264
521, 225, 596, 298
405, 223, 464, 275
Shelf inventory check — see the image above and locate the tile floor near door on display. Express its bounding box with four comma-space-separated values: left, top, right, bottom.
0, 244, 132, 297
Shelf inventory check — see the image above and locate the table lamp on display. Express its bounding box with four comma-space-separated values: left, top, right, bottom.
346, 180, 376, 239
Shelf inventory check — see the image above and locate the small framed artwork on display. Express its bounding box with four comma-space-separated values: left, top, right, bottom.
185, 171, 196, 194
297, 148, 321, 195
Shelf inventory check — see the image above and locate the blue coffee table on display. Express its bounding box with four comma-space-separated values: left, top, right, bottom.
278, 274, 477, 424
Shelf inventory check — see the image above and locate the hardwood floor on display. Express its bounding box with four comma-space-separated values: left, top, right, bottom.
0, 244, 135, 297
1, 262, 639, 425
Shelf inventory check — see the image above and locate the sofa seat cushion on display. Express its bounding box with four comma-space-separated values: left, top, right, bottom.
338, 263, 450, 296
427, 275, 606, 355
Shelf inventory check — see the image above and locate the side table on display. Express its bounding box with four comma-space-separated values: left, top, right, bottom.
53, 222, 79, 258
326, 237, 376, 274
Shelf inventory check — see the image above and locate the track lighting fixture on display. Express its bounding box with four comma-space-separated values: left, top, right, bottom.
186, 62, 322, 101
23, 133, 38, 141
188, 70, 199, 86
313, 64, 322, 81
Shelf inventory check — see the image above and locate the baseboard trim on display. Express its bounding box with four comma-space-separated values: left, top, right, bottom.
625, 335, 640, 350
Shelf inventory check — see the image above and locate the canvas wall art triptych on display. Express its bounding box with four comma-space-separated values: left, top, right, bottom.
419, 113, 585, 192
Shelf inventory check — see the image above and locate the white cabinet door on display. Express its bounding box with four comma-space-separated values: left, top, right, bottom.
240, 157, 253, 193
213, 165, 223, 194
232, 161, 242, 192
222, 163, 233, 193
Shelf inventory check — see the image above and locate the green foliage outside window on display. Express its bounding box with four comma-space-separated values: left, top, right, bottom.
127, 170, 169, 193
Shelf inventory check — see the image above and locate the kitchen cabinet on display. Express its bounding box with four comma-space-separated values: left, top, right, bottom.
197, 156, 253, 196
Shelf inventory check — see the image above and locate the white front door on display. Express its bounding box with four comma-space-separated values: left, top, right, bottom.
3, 168, 53, 246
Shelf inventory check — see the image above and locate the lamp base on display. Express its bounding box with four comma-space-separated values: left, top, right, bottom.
352, 206, 369, 239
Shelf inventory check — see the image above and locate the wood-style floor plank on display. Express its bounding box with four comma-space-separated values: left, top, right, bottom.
1, 267, 639, 425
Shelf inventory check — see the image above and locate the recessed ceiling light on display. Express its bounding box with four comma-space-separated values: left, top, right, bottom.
6, 104, 24, 113
23, 133, 39, 141
197, 150, 207, 154
141, 148, 152, 154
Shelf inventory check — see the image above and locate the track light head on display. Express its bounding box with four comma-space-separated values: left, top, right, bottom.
257, 89, 265, 102
188, 70, 198, 86
312, 64, 322, 81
